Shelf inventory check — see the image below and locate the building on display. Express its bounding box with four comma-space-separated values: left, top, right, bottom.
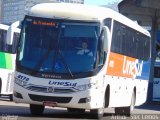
0, 0, 84, 25
1, 0, 25, 25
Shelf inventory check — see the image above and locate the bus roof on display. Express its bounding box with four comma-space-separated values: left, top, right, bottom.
28, 3, 150, 37
0, 24, 9, 30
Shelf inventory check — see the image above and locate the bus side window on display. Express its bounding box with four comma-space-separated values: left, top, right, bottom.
154, 67, 160, 78
0, 30, 3, 51
111, 21, 122, 54
111, 20, 150, 61
121, 26, 127, 54
0, 29, 7, 52
95, 29, 105, 67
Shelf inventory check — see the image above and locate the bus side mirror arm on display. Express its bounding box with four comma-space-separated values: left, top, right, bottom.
102, 26, 111, 52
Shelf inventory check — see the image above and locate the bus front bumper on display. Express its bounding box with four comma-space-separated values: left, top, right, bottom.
13, 83, 103, 109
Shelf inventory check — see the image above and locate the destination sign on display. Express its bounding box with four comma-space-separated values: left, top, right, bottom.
33, 20, 56, 26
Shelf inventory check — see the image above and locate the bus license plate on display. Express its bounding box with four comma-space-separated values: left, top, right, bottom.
43, 101, 57, 107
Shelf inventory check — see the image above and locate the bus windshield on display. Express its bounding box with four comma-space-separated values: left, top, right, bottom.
17, 16, 100, 74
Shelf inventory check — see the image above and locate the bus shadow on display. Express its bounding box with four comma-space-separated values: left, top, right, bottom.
2, 104, 158, 120
21, 112, 115, 120
135, 103, 160, 111
0, 105, 116, 120
0, 105, 30, 115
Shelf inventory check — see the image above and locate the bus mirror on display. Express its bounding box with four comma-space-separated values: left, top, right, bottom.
6, 21, 20, 45
102, 26, 111, 51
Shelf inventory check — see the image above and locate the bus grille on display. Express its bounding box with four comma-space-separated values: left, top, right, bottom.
26, 86, 76, 93
54, 88, 75, 93
28, 94, 72, 103
27, 86, 47, 93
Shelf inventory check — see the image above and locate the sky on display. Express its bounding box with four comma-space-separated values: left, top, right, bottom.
84, 0, 122, 6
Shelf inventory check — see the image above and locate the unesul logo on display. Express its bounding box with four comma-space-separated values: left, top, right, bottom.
48, 81, 77, 87
123, 56, 143, 78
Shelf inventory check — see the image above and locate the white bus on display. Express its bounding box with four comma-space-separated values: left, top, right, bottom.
13, 3, 151, 119
0, 22, 20, 100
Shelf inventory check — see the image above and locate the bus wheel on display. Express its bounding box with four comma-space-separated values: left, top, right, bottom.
9, 94, 13, 101
67, 108, 85, 113
90, 97, 105, 119
30, 104, 45, 115
125, 91, 136, 116
115, 91, 135, 116
90, 108, 104, 119
115, 107, 125, 115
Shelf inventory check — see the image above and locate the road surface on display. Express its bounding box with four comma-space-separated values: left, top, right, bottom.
0, 97, 160, 120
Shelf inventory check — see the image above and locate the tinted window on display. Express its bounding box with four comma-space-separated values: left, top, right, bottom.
0, 29, 19, 54
0, 29, 7, 52
111, 21, 150, 61
17, 16, 100, 73
154, 67, 160, 78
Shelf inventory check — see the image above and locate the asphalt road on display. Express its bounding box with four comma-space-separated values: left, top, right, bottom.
0, 96, 160, 120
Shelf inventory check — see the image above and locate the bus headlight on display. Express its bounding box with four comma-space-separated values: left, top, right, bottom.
73, 84, 93, 91
15, 78, 28, 87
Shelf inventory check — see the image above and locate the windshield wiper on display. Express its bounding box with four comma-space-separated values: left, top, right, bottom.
31, 42, 52, 75
58, 49, 74, 78
52, 25, 74, 78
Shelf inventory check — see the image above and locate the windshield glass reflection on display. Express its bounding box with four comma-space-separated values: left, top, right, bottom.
17, 16, 100, 74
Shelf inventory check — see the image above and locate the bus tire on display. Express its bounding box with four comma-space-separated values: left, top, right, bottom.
67, 108, 85, 113
105, 85, 110, 108
30, 104, 45, 115
125, 90, 136, 116
90, 95, 105, 119
90, 108, 104, 119
115, 107, 125, 115
115, 90, 136, 116
9, 94, 13, 101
